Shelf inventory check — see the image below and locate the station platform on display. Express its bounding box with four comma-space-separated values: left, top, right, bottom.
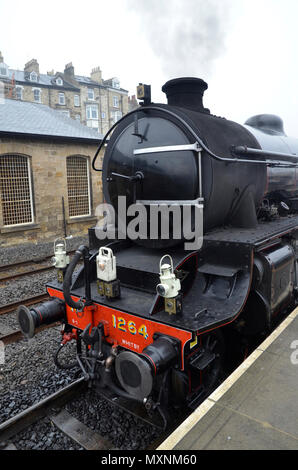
158, 309, 298, 450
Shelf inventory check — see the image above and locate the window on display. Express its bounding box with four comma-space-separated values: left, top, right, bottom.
87, 88, 94, 100
112, 78, 120, 89
66, 156, 91, 217
30, 71, 38, 82
58, 92, 65, 105
101, 111, 106, 119
0, 154, 34, 226
0, 63, 8, 77
113, 111, 122, 123
74, 95, 80, 107
86, 104, 98, 120
56, 77, 63, 86
33, 88, 41, 102
16, 87, 23, 100
113, 96, 119, 108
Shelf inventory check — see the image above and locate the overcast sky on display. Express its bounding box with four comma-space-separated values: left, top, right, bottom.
1, 0, 298, 135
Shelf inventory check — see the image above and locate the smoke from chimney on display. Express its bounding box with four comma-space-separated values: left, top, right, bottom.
125, 0, 232, 78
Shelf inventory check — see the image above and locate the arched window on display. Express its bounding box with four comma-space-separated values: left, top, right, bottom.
66, 156, 91, 217
0, 154, 34, 226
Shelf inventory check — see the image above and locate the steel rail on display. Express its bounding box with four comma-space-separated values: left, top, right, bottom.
0, 293, 49, 315
0, 250, 77, 275
0, 378, 86, 442
0, 322, 60, 345
0, 265, 55, 283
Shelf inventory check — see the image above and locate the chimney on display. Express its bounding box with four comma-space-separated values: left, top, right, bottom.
162, 77, 209, 113
128, 95, 139, 112
0, 52, 4, 63
24, 59, 39, 75
47, 69, 55, 76
64, 62, 74, 78
90, 66, 102, 84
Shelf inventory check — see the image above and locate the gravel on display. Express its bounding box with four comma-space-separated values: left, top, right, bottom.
0, 324, 161, 450
65, 390, 161, 450
7, 417, 84, 450
0, 270, 57, 306
0, 235, 89, 267
0, 326, 80, 424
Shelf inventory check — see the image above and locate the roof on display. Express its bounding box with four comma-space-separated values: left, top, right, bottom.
74, 75, 99, 86
75, 75, 128, 92
103, 78, 128, 93
8, 69, 80, 91
0, 99, 103, 142
6, 69, 128, 93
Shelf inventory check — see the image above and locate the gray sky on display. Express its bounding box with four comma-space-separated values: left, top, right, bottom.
1, 0, 298, 135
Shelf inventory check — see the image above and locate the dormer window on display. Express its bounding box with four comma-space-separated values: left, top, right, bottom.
56, 77, 63, 86
112, 78, 120, 89
30, 71, 38, 82
0, 62, 8, 77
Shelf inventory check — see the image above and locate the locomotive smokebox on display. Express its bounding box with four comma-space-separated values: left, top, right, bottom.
162, 77, 209, 113
17, 298, 66, 338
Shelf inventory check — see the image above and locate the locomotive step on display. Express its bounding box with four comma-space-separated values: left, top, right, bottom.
189, 350, 216, 371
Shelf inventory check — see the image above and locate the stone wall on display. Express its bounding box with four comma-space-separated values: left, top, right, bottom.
0, 137, 103, 247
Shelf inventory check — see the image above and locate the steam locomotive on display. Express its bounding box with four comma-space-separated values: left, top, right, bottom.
18, 77, 298, 427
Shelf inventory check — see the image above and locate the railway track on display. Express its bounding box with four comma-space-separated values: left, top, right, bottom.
0, 251, 76, 283
0, 378, 113, 450
0, 265, 55, 283
0, 376, 174, 451
0, 293, 54, 345
0, 293, 49, 315
0, 322, 59, 346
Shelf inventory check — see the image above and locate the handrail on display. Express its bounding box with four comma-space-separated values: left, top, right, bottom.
92, 105, 298, 171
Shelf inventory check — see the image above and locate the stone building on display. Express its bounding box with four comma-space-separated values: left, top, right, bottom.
0, 99, 104, 247
0, 52, 128, 135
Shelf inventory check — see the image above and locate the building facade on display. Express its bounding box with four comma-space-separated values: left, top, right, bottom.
0, 99, 104, 247
0, 52, 128, 135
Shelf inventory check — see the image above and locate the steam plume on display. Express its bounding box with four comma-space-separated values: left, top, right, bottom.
126, 0, 232, 78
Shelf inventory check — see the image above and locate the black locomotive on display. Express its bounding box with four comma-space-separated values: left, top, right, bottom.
18, 77, 298, 427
